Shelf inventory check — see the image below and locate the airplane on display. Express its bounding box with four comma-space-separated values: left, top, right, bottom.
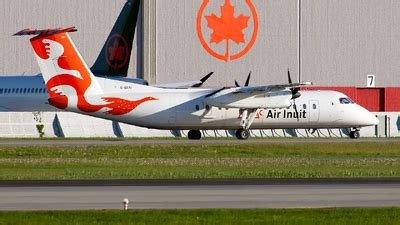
15, 27, 379, 140
0, 0, 146, 112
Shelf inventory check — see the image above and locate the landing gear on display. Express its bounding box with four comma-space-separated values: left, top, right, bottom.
188, 130, 202, 140
236, 128, 250, 140
349, 129, 360, 139
236, 108, 259, 140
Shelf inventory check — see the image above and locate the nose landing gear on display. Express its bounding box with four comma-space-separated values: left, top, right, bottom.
349, 129, 360, 139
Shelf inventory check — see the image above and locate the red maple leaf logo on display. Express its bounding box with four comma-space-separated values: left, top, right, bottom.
205, 0, 250, 60
108, 40, 125, 61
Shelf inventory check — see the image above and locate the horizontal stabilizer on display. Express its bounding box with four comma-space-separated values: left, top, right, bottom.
13, 27, 77, 36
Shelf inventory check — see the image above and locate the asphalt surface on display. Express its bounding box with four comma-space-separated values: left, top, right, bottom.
1, 184, 400, 210
1, 178, 400, 187
0, 138, 398, 146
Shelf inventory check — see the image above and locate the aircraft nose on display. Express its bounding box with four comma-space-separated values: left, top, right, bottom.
369, 113, 379, 126
358, 107, 379, 126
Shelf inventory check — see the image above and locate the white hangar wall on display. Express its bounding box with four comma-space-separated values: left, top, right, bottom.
0, 0, 143, 78
149, 0, 400, 87
151, 0, 299, 86
1, 0, 400, 86
301, 0, 400, 87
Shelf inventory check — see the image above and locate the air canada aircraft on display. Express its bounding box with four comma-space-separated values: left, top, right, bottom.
0, 0, 146, 112
16, 27, 379, 140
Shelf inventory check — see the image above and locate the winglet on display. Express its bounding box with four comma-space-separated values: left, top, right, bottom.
13, 27, 77, 36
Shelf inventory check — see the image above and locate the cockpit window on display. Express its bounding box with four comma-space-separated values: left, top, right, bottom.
339, 97, 355, 104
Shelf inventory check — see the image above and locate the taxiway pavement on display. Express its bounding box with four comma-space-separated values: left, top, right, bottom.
0, 138, 397, 147
1, 184, 399, 210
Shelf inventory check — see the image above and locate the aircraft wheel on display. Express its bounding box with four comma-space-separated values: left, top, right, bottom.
188, 130, 202, 140
349, 131, 360, 139
236, 129, 250, 140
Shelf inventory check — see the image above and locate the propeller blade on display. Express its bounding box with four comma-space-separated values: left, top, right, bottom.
235, 80, 240, 87
200, 72, 214, 83
288, 69, 293, 84
192, 72, 214, 87
205, 87, 227, 98
245, 72, 252, 87
294, 100, 300, 121
287, 69, 301, 99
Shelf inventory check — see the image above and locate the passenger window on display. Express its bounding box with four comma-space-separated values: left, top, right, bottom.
12, 88, 15, 94
35, 88, 39, 93
303, 104, 307, 109
313, 104, 317, 109
195, 105, 200, 110
0, 89, 3, 94
23, 88, 27, 94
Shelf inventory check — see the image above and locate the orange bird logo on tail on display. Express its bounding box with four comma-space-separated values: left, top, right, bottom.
31, 33, 157, 115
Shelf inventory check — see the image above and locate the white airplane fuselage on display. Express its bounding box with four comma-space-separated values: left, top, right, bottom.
66, 80, 378, 131
0, 75, 378, 131
0, 76, 49, 112
0, 76, 146, 112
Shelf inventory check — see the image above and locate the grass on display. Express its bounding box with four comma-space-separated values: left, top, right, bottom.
0, 208, 399, 225
1, 143, 400, 180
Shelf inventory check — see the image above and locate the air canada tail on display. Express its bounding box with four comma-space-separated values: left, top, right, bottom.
91, 0, 141, 77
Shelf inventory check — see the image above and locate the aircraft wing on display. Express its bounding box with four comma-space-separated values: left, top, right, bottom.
205, 81, 312, 109
154, 72, 214, 89
231, 82, 312, 94
208, 82, 311, 98
154, 80, 203, 89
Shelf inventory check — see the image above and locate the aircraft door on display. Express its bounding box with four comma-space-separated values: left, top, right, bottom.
309, 100, 320, 122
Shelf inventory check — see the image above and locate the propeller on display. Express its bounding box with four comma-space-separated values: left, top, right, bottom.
288, 69, 301, 121
205, 87, 227, 98
235, 72, 252, 87
288, 70, 301, 100
192, 72, 214, 87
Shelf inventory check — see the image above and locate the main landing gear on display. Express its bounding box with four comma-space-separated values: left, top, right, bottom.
235, 109, 259, 140
188, 130, 202, 140
349, 129, 360, 139
236, 128, 250, 140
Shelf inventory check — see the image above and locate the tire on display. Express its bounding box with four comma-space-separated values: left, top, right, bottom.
188, 130, 202, 140
236, 129, 250, 140
349, 131, 360, 139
